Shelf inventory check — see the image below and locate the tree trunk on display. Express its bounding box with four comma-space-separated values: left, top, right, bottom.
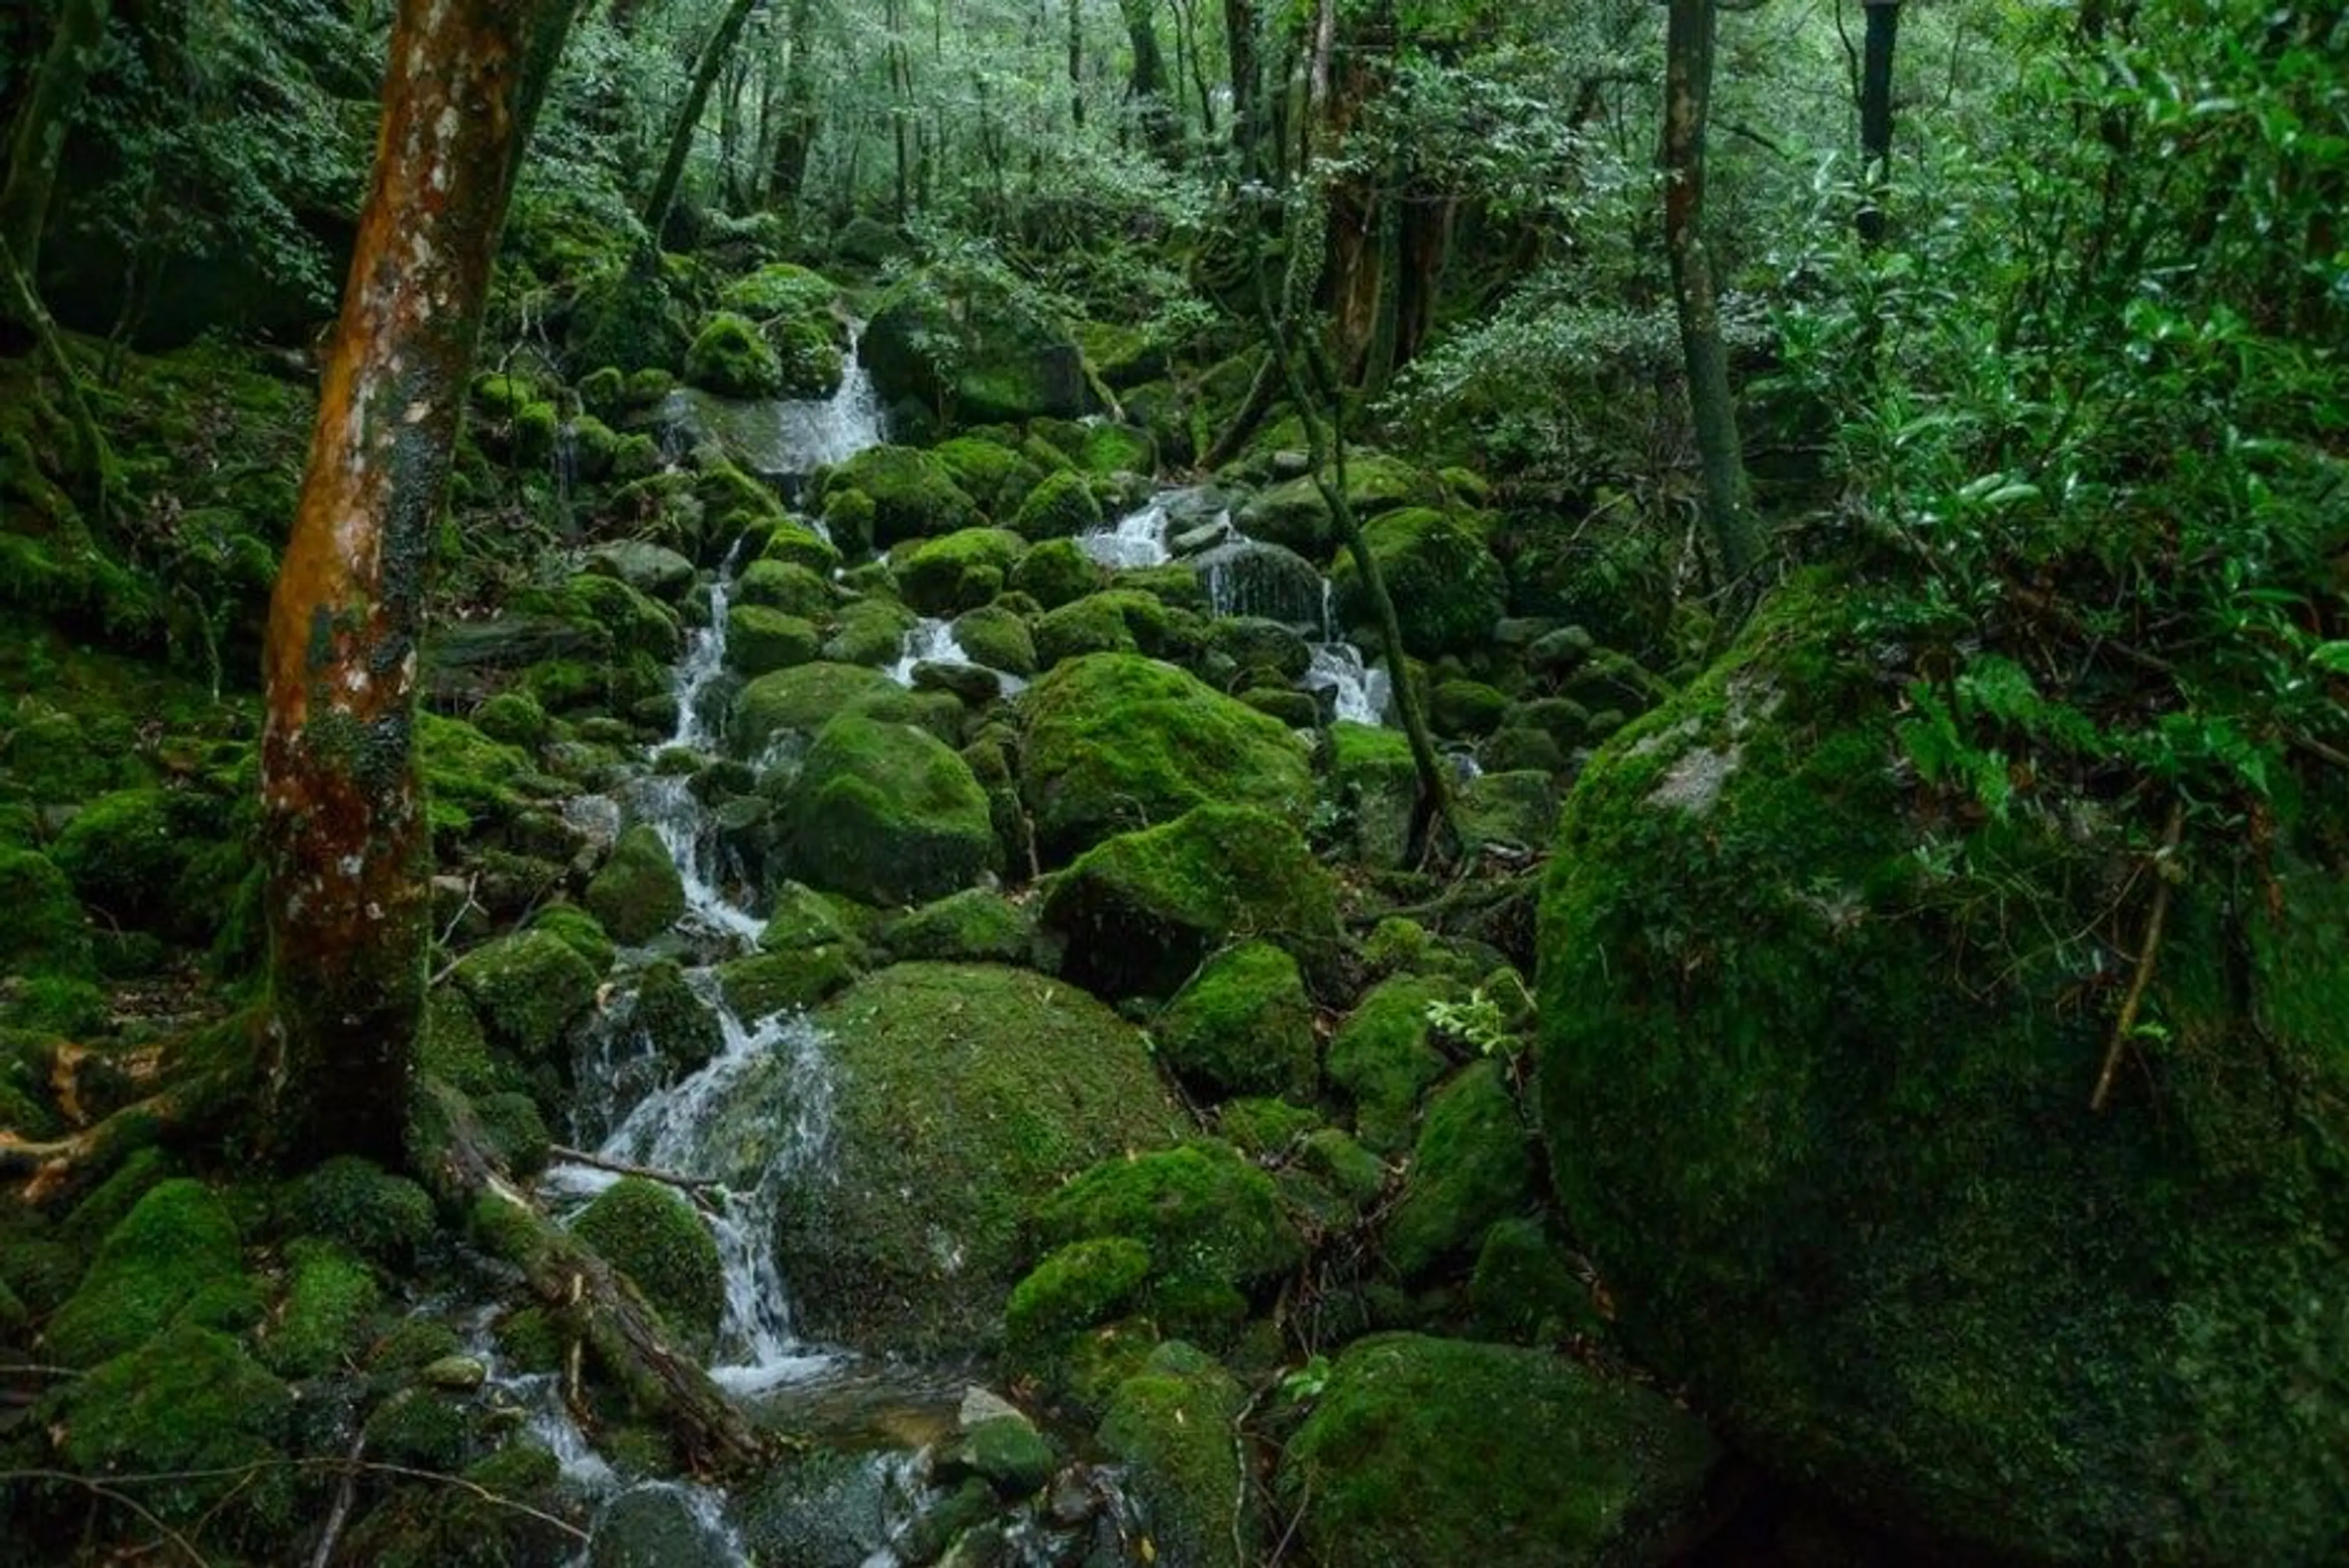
261, 0, 582, 1172
1223, 0, 1258, 177
1856, 0, 1899, 246
1662, 0, 1759, 585
643, 0, 762, 241
1118, 0, 1179, 160
0, 0, 113, 278
1067, 0, 1085, 130
766, 0, 820, 209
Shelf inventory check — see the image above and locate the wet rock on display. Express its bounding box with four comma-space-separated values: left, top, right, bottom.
419, 1354, 488, 1391
1154, 941, 1318, 1103
1099, 1342, 1255, 1568
587, 539, 698, 604
774, 714, 1000, 907
938, 1413, 1056, 1499
589, 1484, 738, 1568
585, 823, 687, 945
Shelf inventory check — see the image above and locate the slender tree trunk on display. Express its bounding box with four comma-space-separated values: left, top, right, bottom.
261, 0, 582, 1171
1118, 0, 1180, 158
1856, 0, 1899, 246
766, 0, 820, 209
643, 0, 762, 241
1223, 0, 1258, 178
0, 0, 113, 278
1068, 0, 1085, 130
1662, 0, 1759, 586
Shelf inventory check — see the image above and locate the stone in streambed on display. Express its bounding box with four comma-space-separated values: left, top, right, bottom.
585, 823, 686, 945
774, 714, 1000, 908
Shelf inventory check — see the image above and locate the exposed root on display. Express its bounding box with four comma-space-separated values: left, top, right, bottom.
2089, 797, 2186, 1112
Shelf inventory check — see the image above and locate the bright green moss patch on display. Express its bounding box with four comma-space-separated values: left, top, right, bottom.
819, 445, 982, 548
1006, 1236, 1154, 1345
1032, 1139, 1304, 1326
451, 929, 600, 1062
1330, 506, 1505, 657
586, 823, 688, 945
43, 1178, 250, 1367
573, 1176, 725, 1352
1100, 1342, 1254, 1568
1326, 974, 1457, 1154
283, 1156, 436, 1265
264, 1240, 380, 1378
57, 1322, 294, 1533
1154, 941, 1319, 1102
776, 714, 1001, 907
1381, 1061, 1534, 1281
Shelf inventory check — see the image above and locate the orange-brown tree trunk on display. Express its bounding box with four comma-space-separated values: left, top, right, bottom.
261, 0, 581, 1170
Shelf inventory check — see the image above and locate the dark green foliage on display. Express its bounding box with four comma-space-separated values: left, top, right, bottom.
1278, 1334, 1719, 1568
283, 1156, 436, 1265
573, 1177, 725, 1350
1330, 507, 1507, 657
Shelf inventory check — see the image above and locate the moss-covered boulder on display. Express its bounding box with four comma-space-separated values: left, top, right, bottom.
949, 604, 1038, 676
730, 660, 911, 760
1154, 941, 1318, 1102
263, 1240, 380, 1378
1009, 468, 1103, 539
1278, 1334, 1720, 1568
1099, 1342, 1256, 1568
0, 846, 94, 980
818, 445, 982, 549
282, 1155, 436, 1266
1020, 653, 1313, 864
896, 527, 1026, 616
735, 559, 835, 621
1005, 1236, 1154, 1347
685, 311, 786, 399
1323, 722, 1418, 870
1031, 588, 1185, 667
775, 714, 1000, 907
1327, 974, 1457, 1153
585, 823, 687, 945
934, 432, 1048, 517
1381, 1060, 1534, 1281
573, 1176, 725, 1352
768, 963, 1186, 1356
1331, 507, 1505, 657
56, 1322, 294, 1533
862, 270, 1088, 426
1009, 536, 1104, 609
1038, 805, 1341, 1000
882, 887, 1034, 964
1536, 579, 2349, 1564
451, 928, 601, 1062
42, 1178, 252, 1367
48, 787, 201, 936
823, 597, 921, 667
725, 603, 822, 676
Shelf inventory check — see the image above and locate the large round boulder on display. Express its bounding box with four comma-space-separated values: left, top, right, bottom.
861, 270, 1088, 427
775, 714, 1001, 908
778, 964, 1187, 1357
1329, 506, 1504, 657
1534, 581, 2349, 1564
1019, 653, 1313, 865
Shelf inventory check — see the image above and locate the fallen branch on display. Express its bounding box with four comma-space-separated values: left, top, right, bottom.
2090, 797, 2186, 1112
549, 1144, 725, 1202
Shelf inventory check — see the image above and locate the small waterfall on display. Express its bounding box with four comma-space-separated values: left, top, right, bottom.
670, 541, 742, 753
1304, 579, 1392, 725
1077, 495, 1174, 569
886, 617, 974, 686
1193, 538, 1326, 626
768, 322, 886, 473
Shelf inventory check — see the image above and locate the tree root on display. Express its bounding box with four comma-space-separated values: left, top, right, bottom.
410, 1079, 768, 1476
2090, 797, 2186, 1112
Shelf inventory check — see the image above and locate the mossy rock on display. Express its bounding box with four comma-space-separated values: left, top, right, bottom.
883, 887, 1034, 964
586, 823, 688, 945
1009, 536, 1104, 609
573, 1176, 725, 1353
760, 522, 844, 575
1031, 588, 1179, 666
451, 929, 601, 1062
716, 944, 859, 1018
1534, 579, 2349, 1564
1278, 1333, 1720, 1568
264, 1240, 380, 1378
823, 596, 921, 667
862, 270, 1088, 426
1236, 475, 1335, 561
762, 963, 1186, 1357
1155, 941, 1318, 1102
55, 1322, 294, 1534
775, 714, 1001, 907
283, 1155, 436, 1265
1456, 768, 1560, 854
1209, 616, 1312, 683
1431, 679, 1510, 738
933, 431, 1047, 516
1380, 1060, 1534, 1281
950, 604, 1038, 676
1038, 804, 1342, 1001
42, 1178, 250, 1367
48, 787, 208, 938
1099, 1341, 1256, 1568
1020, 653, 1313, 864
1327, 974, 1457, 1154
626, 958, 725, 1074
896, 527, 1026, 616
1009, 468, 1103, 539
1006, 1236, 1154, 1345
725, 603, 822, 676
1468, 1216, 1601, 1345
685, 311, 787, 398
1331, 506, 1505, 657
0, 846, 94, 980
730, 660, 912, 760
718, 261, 842, 324
529, 904, 617, 975
1034, 1139, 1305, 1319
735, 559, 835, 620
818, 445, 982, 548
937, 1413, 1057, 1500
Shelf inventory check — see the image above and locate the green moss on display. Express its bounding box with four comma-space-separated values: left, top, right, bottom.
782, 963, 1186, 1358
862, 271, 1087, 427
1215, 1096, 1321, 1156
1431, 679, 1510, 738
716, 945, 859, 1018
896, 527, 1026, 616
48, 788, 195, 935
265, 1240, 380, 1378
450, 930, 600, 1062
573, 1177, 725, 1352
883, 887, 1034, 964
1330, 506, 1505, 657
1006, 1236, 1154, 1344
43, 1178, 250, 1367
822, 596, 919, 667
1033, 1140, 1305, 1320
718, 261, 841, 322
1099, 1342, 1254, 1568
284, 1156, 436, 1265
1468, 1217, 1600, 1345
1156, 941, 1318, 1102
1327, 975, 1458, 1153
372, 1316, 465, 1374
1031, 588, 1190, 667
776, 714, 1001, 906
57, 1323, 294, 1534
940, 1415, 1057, 1499
949, 604, 1038, 676
1020, 653, 1313, 864
1009, 536, 1104, 609
730, 660, 908, 758
58, 1145, 173, 1249
585, 823, 688, 945
736, 559, 835, 620
725, 603, 820, 677
628, 959, 723, 1074
1381, 1061, 1534, 1280
934, 432, 1047, 517
1278, 1334, 1719, 1568
1008, 468, 1104, 539
366, 1385, 472, 1471
1039, 804, 1342, 1000
1533, 580, 2349, 1562
529, 904, 616, 974
685, 311, 787, 398
820, 445, 982, 548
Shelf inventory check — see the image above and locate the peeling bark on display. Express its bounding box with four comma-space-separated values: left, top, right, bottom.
261, 0, 582, 1171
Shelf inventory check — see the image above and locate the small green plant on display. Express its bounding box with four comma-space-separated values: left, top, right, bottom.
1425, 989, 1523, 1060
1278, 1353, 1332, 1403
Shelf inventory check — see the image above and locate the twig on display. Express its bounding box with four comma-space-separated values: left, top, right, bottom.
2090, 797, 2186, 1112
308, 1432, 367, 1568
549, 1144, 725, 1199
4, 1469, 212, 1567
